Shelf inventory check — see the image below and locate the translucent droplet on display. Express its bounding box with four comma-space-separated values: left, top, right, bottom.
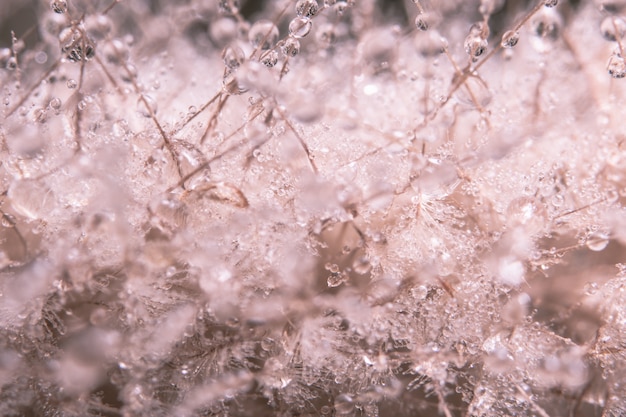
532, 9, 561, 41
316, 23, 337, 49
0, 213, 15, 228
454, 74, 492, 108
352, 257, 371, 274
414, 29, 447, 57
464, 33, 488, 58
414, 12, 430, 31
221, 45, 245, 70
601, 16, 626, 41
327, 271, 348, 288
260, 50, 278, 67
501, 30, 520, 48
282, 37, 301, 57
544, 0, 558, 7
289, 17, 312, 38
66, 42, 96, 63
50, 0, 68, 13
551, 194, 564, 207
411, 285, 429, 300
296, 0, 319, 18
67, 79, 77, 89
85, 15, 113, 40
137, 95, 158, 117
103, 39, 129, 64
506, 197, 547, 235
261, 337, 275, 351
334, 2, 348, 15
33, 107, 47, 123
586, 232, 609, 251
49, 97, 62, 110
6, 56, 17, 70
334, 394, 355, 416
218, 0, 240, 15
584, 282, 599, 295
248, 20, 279, 50
608, 50, 626, 78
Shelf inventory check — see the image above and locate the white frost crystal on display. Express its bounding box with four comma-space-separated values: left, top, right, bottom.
0, 0, 626, 416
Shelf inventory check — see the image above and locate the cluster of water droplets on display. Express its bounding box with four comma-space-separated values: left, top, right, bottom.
0, 0, 625, 416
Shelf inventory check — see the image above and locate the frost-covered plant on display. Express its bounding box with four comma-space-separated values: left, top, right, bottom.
1, 0, 626, 415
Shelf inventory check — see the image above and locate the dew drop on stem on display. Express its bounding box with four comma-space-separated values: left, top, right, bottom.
501, 30, 520, 48
282, 37, 301, 57
600, 16, 626, 41
296, 0, 319, 18
50, 0, 68, 14
289, 17, 312, 38
222, 45, 245, 70
608, 50, 626, 78
415, 12, 430, 31
586, 232, 609, 251
248, 20, 279, 50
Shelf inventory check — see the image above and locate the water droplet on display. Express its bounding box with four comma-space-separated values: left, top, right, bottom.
261, 337, 275, 351
282, 37, 301, 57
608, 50, 626, 78
49, 97, 62, 110
137, 95, 157, 117
411, 285, 429, 300
601, 16, 626, 41
415, 12, 430, 31
222, 45, 245, 70
532, 8, 561, 42
327, 271, 348, 288
586, 232, 609, 251
454, 74, 492, 108
1, 213, 15, 228
316, 23, 337, 49
544, 0, 558, 7
352, 257, 371, 274
506, 197, 547, 235
289, 17, 312, 38
296, 0, 319, 18
67, 78, 77, 89
464, 23, 488, 58
33, 107, 47, 123
260, 50, 278, 67
414, 29, 447, 56
551, 194, 564, 207
501, 30, 520, 48
6, 56, 17, 70
584, 282, 599, 295
334, 394, 355, 416
249, 20, 279, 50
218, 0, 240, 14
335, 0, 353, 15
606, 188, 619, 203
65, 38, 96, 62
50, 0, 68, 13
